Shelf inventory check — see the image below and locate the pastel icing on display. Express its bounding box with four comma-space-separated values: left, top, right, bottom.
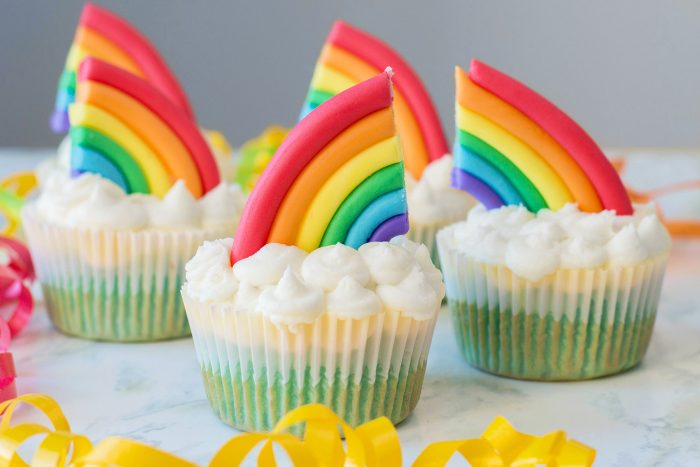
301, 20, 447, 179
51, 2, 193, 133
231, 71, 408, 263
453, 60, 633, 215
68, 58, 220, 198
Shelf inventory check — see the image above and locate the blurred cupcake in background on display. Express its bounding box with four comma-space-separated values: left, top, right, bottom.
440, 59, 671, 380
24, 4, 243, 341
233, 126, 289, 193
405, 155, 475, 267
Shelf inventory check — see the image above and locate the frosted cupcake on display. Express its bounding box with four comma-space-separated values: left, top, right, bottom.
23, 173, 243, 341
184, 72, 444, 430
184, 238, 443, 431
438, 204, 670, 380
443, 59, 671, 380
405, 156, 475, 266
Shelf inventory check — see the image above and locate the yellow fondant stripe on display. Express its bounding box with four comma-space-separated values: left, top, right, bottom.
296, 136, 401, 251
310, 63, 358, 95
457, 105, 574, 209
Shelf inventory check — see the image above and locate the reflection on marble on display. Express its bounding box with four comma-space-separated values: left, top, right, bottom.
3, 149, 700, 465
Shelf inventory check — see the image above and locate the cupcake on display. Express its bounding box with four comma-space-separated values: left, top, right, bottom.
23, 172, 243, 341
25, 6, 243, 341
183, 72, 444, 431
233, 126, 289, 193
441, 59, 670, 380
405, 156, 475, 267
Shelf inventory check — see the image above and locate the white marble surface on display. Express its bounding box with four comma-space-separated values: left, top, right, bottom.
2, 149, 700, 466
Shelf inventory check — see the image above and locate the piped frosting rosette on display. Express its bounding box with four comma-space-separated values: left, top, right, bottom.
182, 71, 444, 432
438, 60, 670, 380
24, 9, 243, 341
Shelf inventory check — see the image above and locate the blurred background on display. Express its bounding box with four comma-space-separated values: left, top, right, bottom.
1, 0, 698, 149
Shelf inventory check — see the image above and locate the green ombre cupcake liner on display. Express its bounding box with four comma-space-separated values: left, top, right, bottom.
437, 228, 668, 381
22, 206, 229, 342
184, 293, 438, 432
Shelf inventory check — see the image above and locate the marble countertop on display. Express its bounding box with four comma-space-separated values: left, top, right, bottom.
2, 149, 700, 466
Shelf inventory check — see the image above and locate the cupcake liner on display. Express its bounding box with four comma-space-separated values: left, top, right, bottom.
184, 294, 438, 432
22, 206, 230, 342
437, 228, 668, 381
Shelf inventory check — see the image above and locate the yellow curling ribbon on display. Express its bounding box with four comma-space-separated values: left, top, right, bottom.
0, 172, 37, 237
0, 394, 595, 466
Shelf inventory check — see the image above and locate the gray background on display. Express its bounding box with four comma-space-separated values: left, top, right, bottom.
1, 0, 698, 148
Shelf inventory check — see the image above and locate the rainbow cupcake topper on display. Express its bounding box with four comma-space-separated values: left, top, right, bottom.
51, 2, 193, 133
68, 58, 219, 198
300, 20, 447, 179
453, 59, 632, 215
232, 70, 408, 263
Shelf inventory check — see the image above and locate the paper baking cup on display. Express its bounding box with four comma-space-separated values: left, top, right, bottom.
184, 293, 438, 432
22, 207, 230, 342
437, 228, 668, 381
407, 224, 441, 268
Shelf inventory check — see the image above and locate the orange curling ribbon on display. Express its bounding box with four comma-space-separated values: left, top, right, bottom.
611, 158, 700, 237
0, 394, 595, 466
0, 172, 37, 237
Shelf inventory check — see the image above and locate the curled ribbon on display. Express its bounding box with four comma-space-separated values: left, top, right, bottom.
0, 236, 35, 403
0, 394, 595, 466
612, 158, 700, 237
0, 172, 37, 238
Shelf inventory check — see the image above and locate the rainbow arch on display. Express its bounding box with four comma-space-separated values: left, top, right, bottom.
68, 58, 219, 198
300, 20, 447, 179
232, 71, 408, 262
453, 60, 632, 215
51, 2, 193, 133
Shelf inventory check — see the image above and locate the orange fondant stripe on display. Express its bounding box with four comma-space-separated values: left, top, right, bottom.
75, 26, 144, 78
268, 108, 394, 244
321, 44, 429, 178
456, 68, 602, 212
77, 81, 202, 197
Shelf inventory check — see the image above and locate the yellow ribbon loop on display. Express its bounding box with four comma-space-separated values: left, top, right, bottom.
0, 172, 37, 238
413, 416, 595, 467
0, 394, 595, 467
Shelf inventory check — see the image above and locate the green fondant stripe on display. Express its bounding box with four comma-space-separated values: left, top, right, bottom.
458, 130, 547, 211
58, 69, 77, 93
70, 126, 150, 194
306, 88, 335, 108
321, 163, 404, 246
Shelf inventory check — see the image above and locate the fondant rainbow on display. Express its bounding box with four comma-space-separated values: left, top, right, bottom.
453, 60, 632, 215
232, 71, 408, 262
51, 2, 193, 133
300, 20, 447, 179
68, 58, 219, 198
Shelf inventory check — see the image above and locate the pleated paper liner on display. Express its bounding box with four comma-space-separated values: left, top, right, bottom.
22, 206, 231, 342
437, 226, 668, 381
184, 292, 438, 432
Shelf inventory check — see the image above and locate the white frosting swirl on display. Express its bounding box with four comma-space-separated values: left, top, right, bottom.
441, 203, 671, 281
358, 242, 414, 285
327, 276, 381, 318
301, 244, 370, 290
185, 239, 238, 303
232, 243, 306, 287
257, 267, 325, 325
406, 155, 474, 225
32, 172, 244, 230
183, 237, 445, 323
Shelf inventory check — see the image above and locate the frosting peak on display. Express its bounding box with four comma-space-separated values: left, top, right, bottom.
257, 267, 325, 325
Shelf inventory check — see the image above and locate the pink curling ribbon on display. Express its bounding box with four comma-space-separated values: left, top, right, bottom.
0, 236, 36, 402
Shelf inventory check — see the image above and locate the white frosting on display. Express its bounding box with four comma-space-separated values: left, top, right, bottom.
232, 243, 306, 287
32, 172, 244, 230
184, 239, 238, 303
406, 155, 474, 225
441, 203, 671, 281
257, 267, 325, 325
184, 237, 445, 323
301, 244, 370, 290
